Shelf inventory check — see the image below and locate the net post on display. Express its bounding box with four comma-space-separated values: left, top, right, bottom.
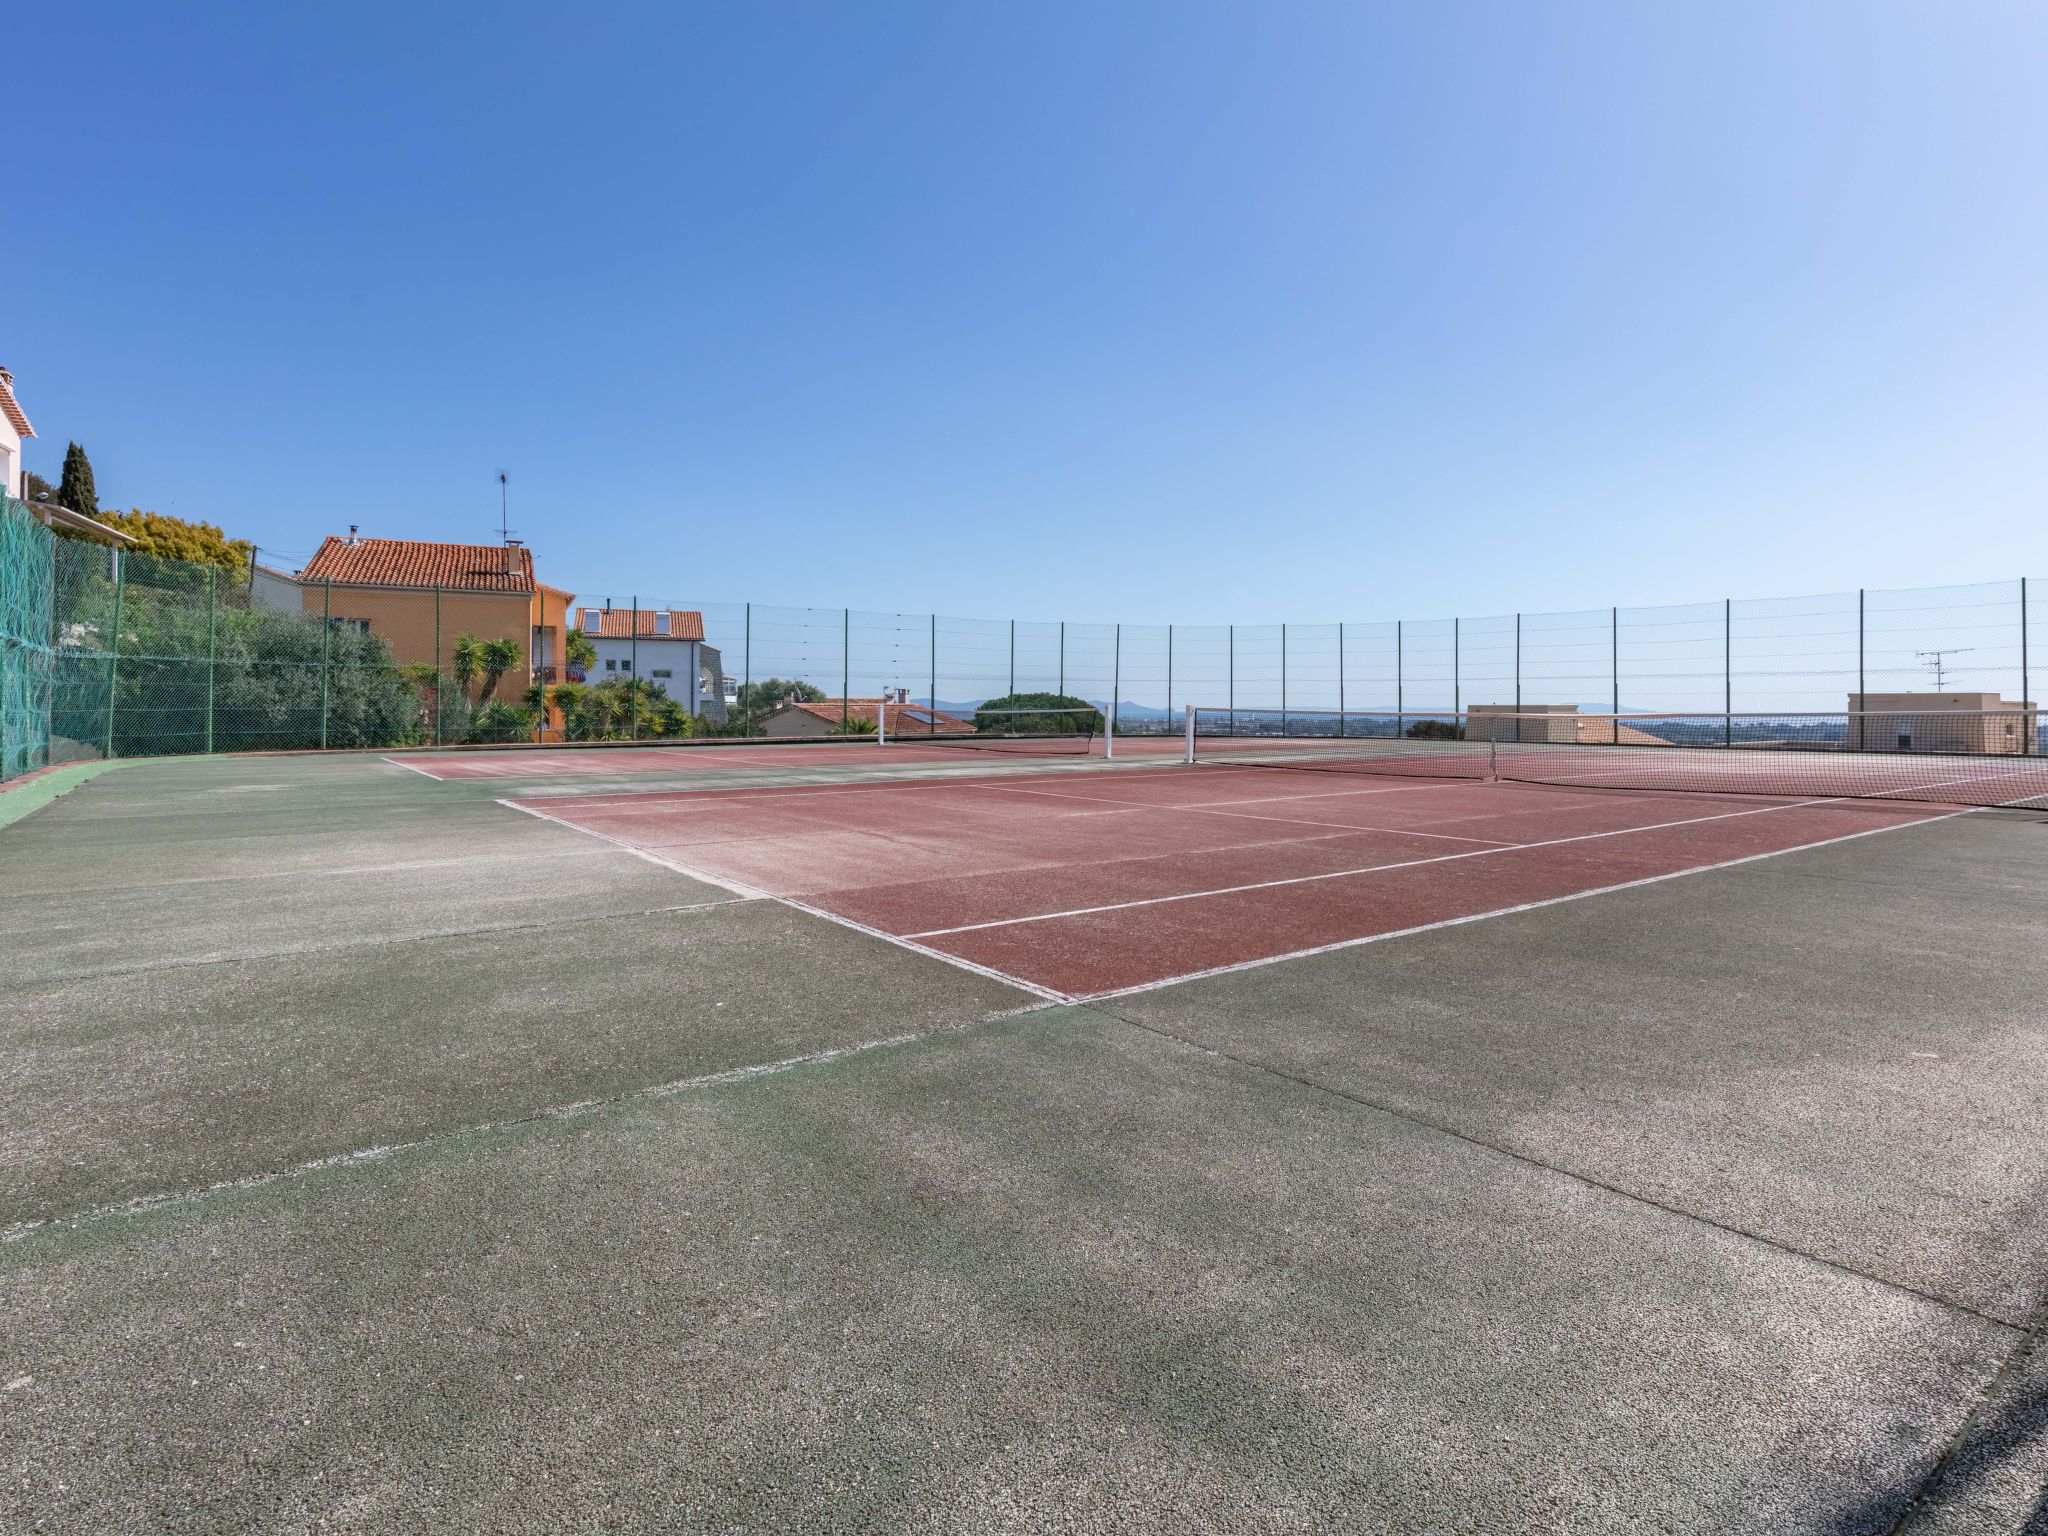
630, 594, 640, 740
204, 564, 217, 756
319, 575, 331, 751
103, 548, 124, 760
877, 691, 887, 746
1184, 704, 1195, 764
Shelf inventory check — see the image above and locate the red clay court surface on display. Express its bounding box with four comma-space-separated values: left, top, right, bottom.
502, 765, 1958, 1001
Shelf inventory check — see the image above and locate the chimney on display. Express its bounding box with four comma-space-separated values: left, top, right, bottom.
346, 524, 359, 546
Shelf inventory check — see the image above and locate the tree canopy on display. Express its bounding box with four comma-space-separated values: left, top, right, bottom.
57, 443, 98, 518
90, 509, 256, 576
735, 677, 824, 717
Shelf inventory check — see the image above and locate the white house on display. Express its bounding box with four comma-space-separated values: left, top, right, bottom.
576, 607, 721, 717
0, 366, 33, 498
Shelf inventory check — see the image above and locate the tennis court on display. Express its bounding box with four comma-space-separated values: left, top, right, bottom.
505, 767, 1958, 998
4, 740, 2046, 1533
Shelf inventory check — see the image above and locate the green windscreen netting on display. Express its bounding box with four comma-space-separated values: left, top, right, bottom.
1, 497, 56, 780
48, 539, 430, 760
0, 510, 450, 778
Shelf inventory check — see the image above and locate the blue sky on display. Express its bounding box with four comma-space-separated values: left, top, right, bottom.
10, 2, 2046, 626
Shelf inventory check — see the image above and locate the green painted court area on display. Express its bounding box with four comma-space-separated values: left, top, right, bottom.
3, 748, 2047, 1533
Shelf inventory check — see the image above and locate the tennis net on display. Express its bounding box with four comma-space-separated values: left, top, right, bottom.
1182, 707, 2048, 808
883, 703, 1105, 756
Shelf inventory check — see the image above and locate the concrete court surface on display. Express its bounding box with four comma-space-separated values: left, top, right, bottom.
0, 750, 2044, 1534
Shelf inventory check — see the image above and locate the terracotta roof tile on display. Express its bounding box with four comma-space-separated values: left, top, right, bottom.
301, 537, 535, 593
0, 370, 32, 438
770, 697, 975, 735
575, 608, 705, 641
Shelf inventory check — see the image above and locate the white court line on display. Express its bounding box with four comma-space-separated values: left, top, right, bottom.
1077, 807, 1975, 1001
384, 757, 447, 781
499, 798, 774, 898
496, 797, 1075, 1003
902, 793, 1869, 939
965, 780, 1514, 844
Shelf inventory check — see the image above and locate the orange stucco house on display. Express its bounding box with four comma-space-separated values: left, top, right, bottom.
296, 534, 572, 737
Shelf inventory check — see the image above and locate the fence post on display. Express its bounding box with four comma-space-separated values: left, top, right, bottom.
205, 565, 217, 755
1396, 619, 1404, 737
1723, 597, 1732, 747
434, 585, 443, 745
1337, 621, 1345, 737
1453, 616, 1460, 720
1166, 623, 1173, 725
742, 601, 751, 734
929, 612, 937, 735
1008, 619, 1016, 698
319, 576, 331, 751
1111, 622, 1120, 750
842, 608, 850, 728
1513, 612, 1521, 744
630, 595, 640, 739
103, 548, 124, 759
1856, 588, 1865, 750
2022, 577, 2032, 755
1280, 623, 1287, 733
1610, 605, 1619, 744
1058, 621, 1065, 697
1228, 623, 1235, 732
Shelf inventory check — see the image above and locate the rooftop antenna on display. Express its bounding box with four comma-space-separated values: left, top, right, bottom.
1916, 648, 1974, 690
496, 470, 514, 544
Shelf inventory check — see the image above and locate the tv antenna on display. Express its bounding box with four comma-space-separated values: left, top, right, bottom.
1915, 648, 1974, 689
496, 470, 516, 544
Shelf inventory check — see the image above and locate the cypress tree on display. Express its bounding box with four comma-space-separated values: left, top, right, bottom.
56, 442, 98, 517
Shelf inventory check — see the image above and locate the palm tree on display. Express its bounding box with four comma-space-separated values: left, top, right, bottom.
564, 627, 597, 678
477, 637, 522, 701
451, 635, 483, 698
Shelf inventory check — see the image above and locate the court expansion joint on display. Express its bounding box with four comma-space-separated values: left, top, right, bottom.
1091, 1005, 2031, 1337
0, 1000, 1061, 1246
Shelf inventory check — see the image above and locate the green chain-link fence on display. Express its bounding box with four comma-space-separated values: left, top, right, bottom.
1, 493, 2042, 781
1, 497, 56, 779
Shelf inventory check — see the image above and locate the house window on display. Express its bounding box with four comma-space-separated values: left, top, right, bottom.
605, 658, 616, 671
328, 618, 370, 636
655, 613, 671, 635
652, 668, 672, 679
619, 660, 632, 673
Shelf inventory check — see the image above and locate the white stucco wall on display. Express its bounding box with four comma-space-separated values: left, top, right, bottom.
0, 417, 20, 498
587, 635, 707, 713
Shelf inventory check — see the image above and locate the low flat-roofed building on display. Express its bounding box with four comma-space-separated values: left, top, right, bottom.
1847, 693, 2036, 754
